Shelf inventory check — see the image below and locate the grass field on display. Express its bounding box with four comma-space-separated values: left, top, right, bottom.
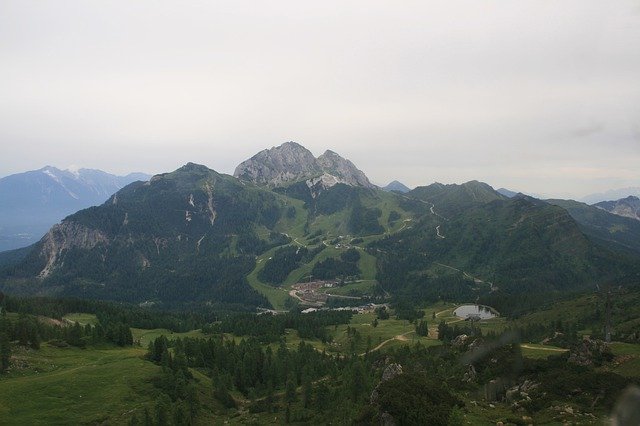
131, 327, 210, 347
62, 313, 99, 326
520, 343, 568, 359
607, 342, 640, 378
327, 312, 439, 355
245, 245, 294, 310
0, 344, 160, 425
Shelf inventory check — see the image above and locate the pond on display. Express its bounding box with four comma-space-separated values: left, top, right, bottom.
453, 304, 498, 320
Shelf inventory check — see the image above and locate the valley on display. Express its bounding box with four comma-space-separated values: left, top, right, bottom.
1, 296, 639, 424
0, 143, 638, 425
3, 0, 639, 422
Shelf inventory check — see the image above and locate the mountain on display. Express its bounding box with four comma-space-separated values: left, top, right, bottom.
594, 196, 640, 221
497, 187, 518, 198
383, 181, 411, 193
0, 166, 151, 251
547, 198, 640, 254
374, 189, 640, 316
1, 163, 287, 308
234, 141, 375, 189
0, 152, 419, 308
408, 180, 506, 217
2, 157, 638, 315
580, 187, 640, 205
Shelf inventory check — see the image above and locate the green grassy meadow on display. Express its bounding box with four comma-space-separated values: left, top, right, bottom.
2, 297, 637, 425
62, 313, 99, 326
131, 328, 210, 347
0, 345, 160, 425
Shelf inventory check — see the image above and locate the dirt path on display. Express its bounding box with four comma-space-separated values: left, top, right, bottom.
434, 262, 495, 290
521, 344, 568, 352
397, 218, 412, 232
364, 331, 415, 355
435, 308, 452, 317
288, 289, 305, 303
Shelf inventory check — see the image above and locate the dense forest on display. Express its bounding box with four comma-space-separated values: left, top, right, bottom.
258, 244, 325, 285
137, 328, 634, 425
311, 248, 361, 280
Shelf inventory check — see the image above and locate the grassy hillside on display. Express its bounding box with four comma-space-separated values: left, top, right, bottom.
0, 345, 160, 424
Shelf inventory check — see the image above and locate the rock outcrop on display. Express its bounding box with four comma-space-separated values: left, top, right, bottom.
38, 221, 109, 278
595, 196, 640, 221
234, 142, 374, 189
316, 150, 374, 188
234, 142, 321, 186
568, 338, 613, 366
370, 363, 403, 426
370, 363, 403, 404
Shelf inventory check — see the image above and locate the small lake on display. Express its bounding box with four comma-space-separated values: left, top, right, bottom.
453, 304, 498, 320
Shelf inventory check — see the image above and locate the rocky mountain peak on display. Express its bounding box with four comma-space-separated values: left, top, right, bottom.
234, 142, 374, 189
316, 150, 374, 188
595, 195, 640, 221
233, 141, 321, 187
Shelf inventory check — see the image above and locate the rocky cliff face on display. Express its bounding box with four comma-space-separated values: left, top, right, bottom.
595, 196, 640, 221
316, 150, 374, 188
38, 221, 109, 278
234, 142, 375, 189
233, 142, 321, 186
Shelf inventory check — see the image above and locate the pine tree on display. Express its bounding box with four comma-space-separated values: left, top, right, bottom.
285, 375, 297, 403
0, 332, 10, 373
155, 394, 172, 426
416, 319, 429, 337
302, 373, 312, 408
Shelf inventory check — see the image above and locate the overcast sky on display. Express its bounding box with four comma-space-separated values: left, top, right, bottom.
1, 1, 639, 199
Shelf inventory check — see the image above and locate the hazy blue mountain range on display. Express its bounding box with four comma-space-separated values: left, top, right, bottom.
594, 196, 640, 221
0, 166, 150, 251
383, 180, 411, 193
547, 198, 640, 255
580, 187, 640, 205
496, 188, 518, 198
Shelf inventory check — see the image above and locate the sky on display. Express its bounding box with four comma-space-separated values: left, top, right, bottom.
1, 1, 639, 199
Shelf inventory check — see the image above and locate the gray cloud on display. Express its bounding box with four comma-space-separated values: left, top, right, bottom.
1, 0, 639, 199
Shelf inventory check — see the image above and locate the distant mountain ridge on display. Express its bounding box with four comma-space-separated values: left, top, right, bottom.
547, 198, 640, 255
383, 181, 411, 193
234, 142, 375, 189
0, 166, 150, 251
497, 188, 518, 198
580, 187, 640, 205
408, 180, 506, 217
1, 142, 639, 315
594, 196, 640, 221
